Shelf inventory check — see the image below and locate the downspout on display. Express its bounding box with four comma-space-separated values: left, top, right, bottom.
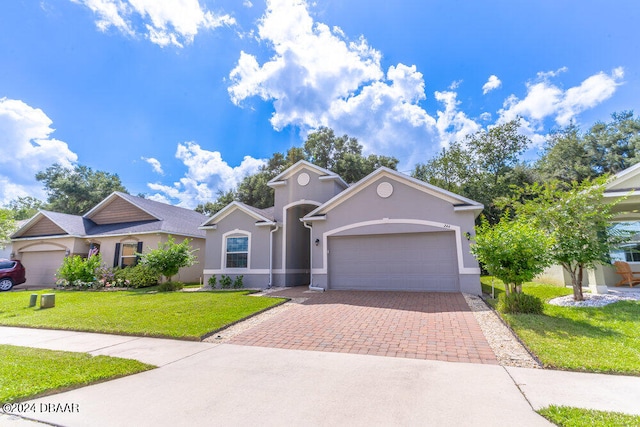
268, 224, 279, 288
303, 221, 324, 292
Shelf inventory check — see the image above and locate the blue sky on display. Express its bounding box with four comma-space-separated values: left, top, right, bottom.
1, 0, 638, 208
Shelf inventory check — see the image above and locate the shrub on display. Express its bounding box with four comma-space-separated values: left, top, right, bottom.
56, 255, 102, 287
497, 292, 544, 315
220, 275, 232, 289
232, 275, 244, 289
157, 281, 184, 292
114, 264, 160, 288
207, 275, 217, 289
139, 236, 197, 282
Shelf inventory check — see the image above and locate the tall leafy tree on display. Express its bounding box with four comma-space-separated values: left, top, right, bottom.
6, 196, 46, 220
413, 119, 533, 223
412, 141, 472, 193
0, 208, 16, 249
303, 127, 398, 182
584, 110, 640, 175
512, 177, 624, 301
195, 190, 237, 216
36, 164, 128, 215
200, 128, 398, 215
535, 123, 593, 185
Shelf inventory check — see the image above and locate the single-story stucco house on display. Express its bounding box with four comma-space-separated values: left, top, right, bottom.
10, 192, 208, 287
200, 160, 484, 294
536, 162, 640, 288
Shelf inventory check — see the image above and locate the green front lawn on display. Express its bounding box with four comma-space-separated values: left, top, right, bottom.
0, 345, 154, 403
0, 290, 286, 340
481, 277, 640, 375
538, 406, 640, 427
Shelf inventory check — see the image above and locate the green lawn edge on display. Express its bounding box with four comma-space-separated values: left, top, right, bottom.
480, 277, 640, 376
0, 344, 155, 404
0, 289, 287, 341
538, 405, 640, 427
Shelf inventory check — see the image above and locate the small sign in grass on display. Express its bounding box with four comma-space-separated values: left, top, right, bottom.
0, 345, 154, 404
0, 290, 286, 340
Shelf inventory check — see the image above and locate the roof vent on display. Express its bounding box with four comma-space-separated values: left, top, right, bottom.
377, 182, 394, 198
297, 172, 310, 186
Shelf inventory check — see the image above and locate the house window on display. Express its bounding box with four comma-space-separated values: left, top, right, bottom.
226, 236, 248, 268
121, 243, 139, 267
611, 244, 640, 263
610, 222, 640, 263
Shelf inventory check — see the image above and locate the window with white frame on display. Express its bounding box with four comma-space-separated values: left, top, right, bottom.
226, 236, 248, 268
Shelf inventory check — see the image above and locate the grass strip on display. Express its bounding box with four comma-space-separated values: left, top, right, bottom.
538, 405, 640, 427
0, 290, 286, 340
0, 345, 154, 404
481, 277, 640, 375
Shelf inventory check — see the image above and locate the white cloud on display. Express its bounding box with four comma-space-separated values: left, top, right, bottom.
71, 0, 235, 47
142, 157, 164, 175
499, 67, 624, 128
0, 98, 78, 205
146, 142, 265, 208
482, 75, 502, 94
228, 0, 450, 164
227, 0, 624, 167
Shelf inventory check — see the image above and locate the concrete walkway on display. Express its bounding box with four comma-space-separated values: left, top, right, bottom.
1, 327, 639, 426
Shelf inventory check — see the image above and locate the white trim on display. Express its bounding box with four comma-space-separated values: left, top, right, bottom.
267, 160, 348, 188
281, 200, 323, 271
222, 229, 251, 270
84, 192, 160, 221
301, 216, 326, 222
306, 168, 483, 219
204, 269, 270, 275
317, 219, 480, 275
198, 225, 217, 230
203, 269, 307, 275
606, 162, 640, 190
201, 201, 273, 227
269, 181, 287, 187
12, 230, 205, 241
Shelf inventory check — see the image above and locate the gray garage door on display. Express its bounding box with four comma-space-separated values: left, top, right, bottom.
328, 232, 459, 291
20, 251, 65, 287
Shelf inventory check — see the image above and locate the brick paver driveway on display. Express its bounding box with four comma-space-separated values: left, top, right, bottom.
229, 288, 498, 364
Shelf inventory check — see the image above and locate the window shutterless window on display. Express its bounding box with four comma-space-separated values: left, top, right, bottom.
226, 236, 248, 268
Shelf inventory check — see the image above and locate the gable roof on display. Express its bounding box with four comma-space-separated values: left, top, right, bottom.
267, 160, 348, 188
12, 193, 209, 240
605, 162, 640, 193
11, 210, 90, 238
200, 201, 276, 228
305, 167, 484, 218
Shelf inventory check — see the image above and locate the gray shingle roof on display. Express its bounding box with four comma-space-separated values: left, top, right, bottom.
13, 193, 208, 239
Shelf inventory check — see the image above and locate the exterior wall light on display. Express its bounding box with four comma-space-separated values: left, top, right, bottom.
315, 238, 320, 246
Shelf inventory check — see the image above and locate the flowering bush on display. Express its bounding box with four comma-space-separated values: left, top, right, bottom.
56, 254, 103, 289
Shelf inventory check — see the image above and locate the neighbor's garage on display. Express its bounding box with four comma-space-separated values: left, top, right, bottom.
19, 250, 66, 287
327, 231, 459, 291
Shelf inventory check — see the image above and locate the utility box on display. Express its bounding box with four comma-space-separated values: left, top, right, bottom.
40, 294, 55, 309
29, 294, 38, 307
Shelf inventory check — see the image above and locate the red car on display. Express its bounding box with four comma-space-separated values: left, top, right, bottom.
0, 259, 26, 291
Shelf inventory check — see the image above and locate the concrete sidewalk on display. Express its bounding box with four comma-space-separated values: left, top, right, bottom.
1, 327, 639, 426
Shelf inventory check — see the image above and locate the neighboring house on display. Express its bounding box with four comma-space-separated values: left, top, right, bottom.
536, 162, 640, 288
200, 160, 484, 294
11, 192, 208, 287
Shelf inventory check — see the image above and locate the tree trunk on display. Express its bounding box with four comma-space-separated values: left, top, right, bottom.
571, 267, 584, 301
515, 283, 522, 294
